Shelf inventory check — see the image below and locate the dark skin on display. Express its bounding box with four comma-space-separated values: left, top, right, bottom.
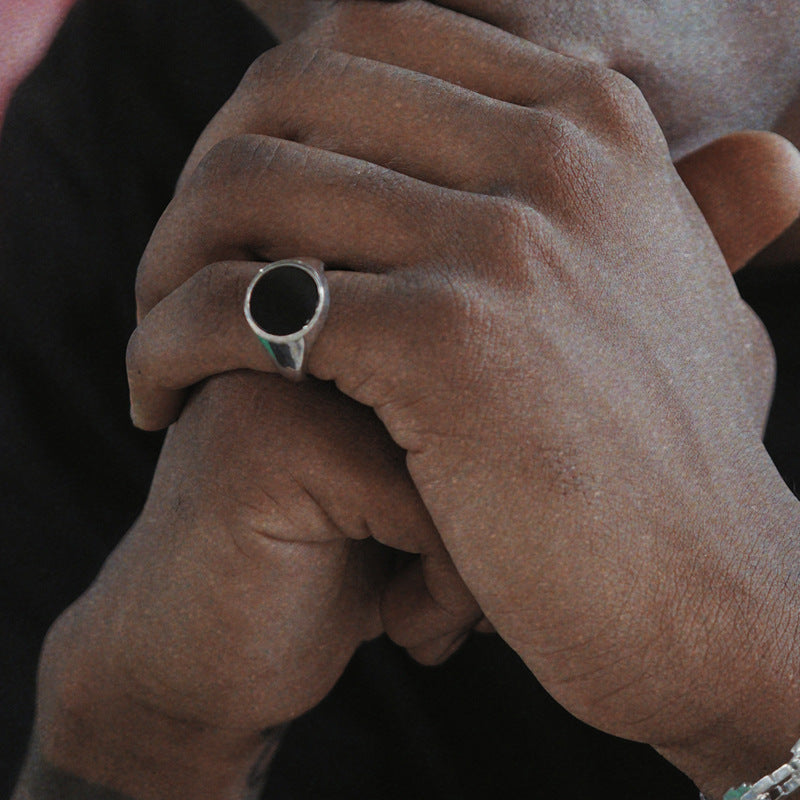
15, 2, 800, 799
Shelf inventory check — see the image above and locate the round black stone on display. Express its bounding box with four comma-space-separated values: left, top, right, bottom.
249, 265, 319, 336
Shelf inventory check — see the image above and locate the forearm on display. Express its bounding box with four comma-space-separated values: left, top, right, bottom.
12, 601, 285, 800
12, 730, 282, 800
653, 461, 800, 799
13, 738, 141, 800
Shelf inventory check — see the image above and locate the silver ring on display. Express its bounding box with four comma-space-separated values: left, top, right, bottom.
244, 258, 329, 380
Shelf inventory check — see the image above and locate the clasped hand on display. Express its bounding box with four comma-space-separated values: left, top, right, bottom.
43, 3, 800, 798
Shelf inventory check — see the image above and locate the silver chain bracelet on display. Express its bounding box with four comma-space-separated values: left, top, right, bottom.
701, 739, 800, 800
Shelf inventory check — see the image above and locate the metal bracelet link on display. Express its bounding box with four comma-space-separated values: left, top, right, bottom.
722, 739, 800, 800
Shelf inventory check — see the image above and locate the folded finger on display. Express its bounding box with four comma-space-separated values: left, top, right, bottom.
136, 135, 473, 319
180, 3, 590, 184
128, 258, 415, 431
380, 546, 483, 666
131, 155, 524, 431
128, 260, 267, 429
179, 43, 549, 203
306, 1, 584, 106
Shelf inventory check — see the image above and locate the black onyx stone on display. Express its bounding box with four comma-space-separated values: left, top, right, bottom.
250, 265, 319, 336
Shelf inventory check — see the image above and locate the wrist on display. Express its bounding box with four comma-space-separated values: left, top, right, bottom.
654, 453, 800, 798
32, 601, 277, 800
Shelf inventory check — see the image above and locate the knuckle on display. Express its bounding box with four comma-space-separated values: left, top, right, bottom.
126, 314, 174, 393
583, 64, 645, 115
235, 44, 329, 142
542, 114, 607, 203
477, 196, 541, 266
190, 133, 274, 190
413, 248, 485, 333
508, 109, 607, 206
579, 64, 662, 148
241, 43, 368, 148
240, 46, 284, 86
187, 133, 301, 219
732, 303, 775, 430
464, 195, 558, 291
136, 200, 188, 318
277, 40, 334, 75
742, 304, 775, 373
489, 195, 536, 234
499, 108, 558, 193
540, 112, 593, 169
246, 40, 337, 91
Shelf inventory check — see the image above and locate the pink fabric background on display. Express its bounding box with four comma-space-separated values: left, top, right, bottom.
0, 0, 75, 131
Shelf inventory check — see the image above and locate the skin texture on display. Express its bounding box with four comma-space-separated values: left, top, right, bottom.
27, 374, 477, 798
247, 0, 800, 262
128, 23, 800, 792
245, 0, 800, 157
16, 2, 800, 800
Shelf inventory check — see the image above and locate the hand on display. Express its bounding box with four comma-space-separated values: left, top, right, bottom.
127, 10, 800, 796
35, 368, 484, 800
137, 1, 800, 435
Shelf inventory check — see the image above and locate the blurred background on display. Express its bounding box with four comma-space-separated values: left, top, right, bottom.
0, 0, 74, 133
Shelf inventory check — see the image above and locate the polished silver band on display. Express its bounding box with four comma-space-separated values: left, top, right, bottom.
244, 258, 329, 380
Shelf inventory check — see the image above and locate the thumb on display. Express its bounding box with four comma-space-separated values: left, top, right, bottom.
675, 130, 800, 272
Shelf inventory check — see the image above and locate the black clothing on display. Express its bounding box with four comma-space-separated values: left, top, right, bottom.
1, 1, 796, 797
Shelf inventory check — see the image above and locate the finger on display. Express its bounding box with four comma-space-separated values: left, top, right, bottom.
675, 131, 800, 272
169, 369, 466, 661
197, 375, 441, 558
130, 172, 512, 431
180, 3, 588, 184
126, 371, 446, 726
177, 42, 545, 202
128, 261, 268, 429
307, 0, 581, 103
128, 250, 431, 431
136, 135, 474, 319
379, 546, 483, 666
